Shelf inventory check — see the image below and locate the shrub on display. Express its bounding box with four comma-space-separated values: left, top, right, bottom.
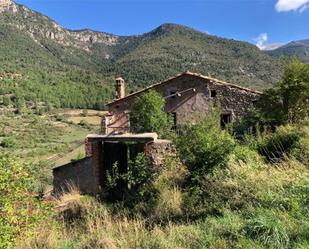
79, 119, 89, 127
0, 154, 54, 248
176, 111, 236, 178
130, 90, 173, 137
256, 125, 308, 163
152, 156, 186, 219
233, 145, 261, 163
105, 153, 160, 213
81, 109, 88, 117
34, 106, 47, 115
0, 137, 18, 148
175, 112, 236, 215
257, 60, 309, 125
54, 114, 64, 122
2, 95, 12, 106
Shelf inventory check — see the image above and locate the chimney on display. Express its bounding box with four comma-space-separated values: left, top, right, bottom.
115, 77, 125, 99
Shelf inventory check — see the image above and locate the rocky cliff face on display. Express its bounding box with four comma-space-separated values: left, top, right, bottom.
0, 0, 119, 51
0, 0, 17, 13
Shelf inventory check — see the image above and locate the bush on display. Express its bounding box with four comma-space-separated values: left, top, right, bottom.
233, 145, 261, 163
176, 111, 236, 178
152, 156, 186, 220
105, 153, 160, 213
0, 137, 18, 148
2, 95, 12, 106
81, 109, 88, 117
54, 114, 64, 122
256, 125, 308, 163
255, 60, 309, 125
78, 119, 89, 127
0, 154, 54, 248
130, 90, 173, 137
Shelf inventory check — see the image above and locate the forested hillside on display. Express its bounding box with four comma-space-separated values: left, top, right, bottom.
267, 39, 309, 63
0, 0, 283, 109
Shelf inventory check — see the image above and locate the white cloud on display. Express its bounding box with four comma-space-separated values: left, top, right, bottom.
254, 33, 268, 50
253, 33, 283, 51
275, 0, 309, 12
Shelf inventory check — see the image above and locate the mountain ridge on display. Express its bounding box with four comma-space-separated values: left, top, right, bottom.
0, 0, 284, 109
266, 39, 309, 62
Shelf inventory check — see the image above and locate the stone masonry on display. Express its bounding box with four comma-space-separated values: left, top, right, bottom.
103, 71, 261, 134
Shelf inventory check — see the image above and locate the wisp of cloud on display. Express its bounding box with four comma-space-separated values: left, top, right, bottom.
275, 0, 309, 12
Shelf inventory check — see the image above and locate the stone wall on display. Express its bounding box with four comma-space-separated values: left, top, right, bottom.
53, 138, 176, 195
145, 140, 175, 167
53, 157, 98, 195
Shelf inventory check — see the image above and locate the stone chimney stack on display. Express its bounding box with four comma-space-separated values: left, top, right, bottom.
115, 77, 125, 99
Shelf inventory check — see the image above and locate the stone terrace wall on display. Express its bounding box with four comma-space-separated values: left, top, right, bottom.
53, 157, 97, 195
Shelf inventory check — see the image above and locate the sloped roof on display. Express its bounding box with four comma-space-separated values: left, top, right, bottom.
107, 71, 262, 106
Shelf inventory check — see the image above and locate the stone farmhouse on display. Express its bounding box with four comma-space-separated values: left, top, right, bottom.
103, 71, 261, 135
53, 71, 261, 195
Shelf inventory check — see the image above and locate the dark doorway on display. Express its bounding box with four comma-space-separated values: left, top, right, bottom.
102, 142, 128, 189
220, 113, 232, 129
101, 141, 145, 198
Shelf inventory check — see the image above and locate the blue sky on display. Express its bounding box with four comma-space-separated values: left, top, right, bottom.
15, 0, 309, 50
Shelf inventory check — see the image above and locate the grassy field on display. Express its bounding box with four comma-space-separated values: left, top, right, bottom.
0, 108, 102, 188
51, 109, 107, 126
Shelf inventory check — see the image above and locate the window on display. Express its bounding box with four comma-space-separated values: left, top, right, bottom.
211, 90, 217, 98
220, 113, 232, 129
168, 89, 177, 99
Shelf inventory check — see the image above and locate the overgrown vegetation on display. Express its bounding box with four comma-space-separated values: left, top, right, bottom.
10, 117, 309, 249
238, 59, 309, 129
130, 90, 173, 136
0, 154, 54, 249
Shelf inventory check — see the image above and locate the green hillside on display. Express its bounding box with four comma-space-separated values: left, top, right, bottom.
266, 39, 309, 63
0, 1, 283, 109
112, 24, 282, 89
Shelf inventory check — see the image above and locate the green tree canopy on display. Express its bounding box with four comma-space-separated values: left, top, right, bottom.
130, 90, 172, 136
258, 60, 309, 124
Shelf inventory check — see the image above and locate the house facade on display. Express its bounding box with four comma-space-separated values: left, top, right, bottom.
103, 71, 261, 134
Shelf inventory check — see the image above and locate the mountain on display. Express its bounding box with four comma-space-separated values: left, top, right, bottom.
266, 39, 309, 63
0, 0, 283, 109
111, 24, 282, 90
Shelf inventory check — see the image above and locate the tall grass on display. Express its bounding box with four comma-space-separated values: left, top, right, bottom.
19, 123, 309, 248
